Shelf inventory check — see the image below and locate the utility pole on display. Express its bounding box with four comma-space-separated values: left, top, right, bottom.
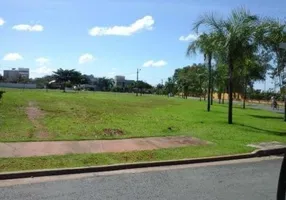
136, 68, 141, 96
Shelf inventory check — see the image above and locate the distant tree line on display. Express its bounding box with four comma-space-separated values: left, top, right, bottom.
248, 89, 285, 102
23, 68, 153, 94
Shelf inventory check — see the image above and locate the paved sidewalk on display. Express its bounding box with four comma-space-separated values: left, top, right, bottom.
0, 136, 207, 158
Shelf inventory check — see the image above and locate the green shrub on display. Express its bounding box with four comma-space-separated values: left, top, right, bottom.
0, 91, 5, 101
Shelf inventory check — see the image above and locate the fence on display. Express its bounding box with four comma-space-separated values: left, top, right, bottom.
0, 83, 37, 89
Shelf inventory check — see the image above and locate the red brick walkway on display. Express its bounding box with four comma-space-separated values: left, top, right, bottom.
0, 136, 207, 158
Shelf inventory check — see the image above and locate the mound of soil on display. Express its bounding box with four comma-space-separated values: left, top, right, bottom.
103, 128, 124, 136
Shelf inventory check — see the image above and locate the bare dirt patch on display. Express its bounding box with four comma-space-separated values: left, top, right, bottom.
26, 102, 44, 121
103, 128, 124, 136
26, 101, 49, 139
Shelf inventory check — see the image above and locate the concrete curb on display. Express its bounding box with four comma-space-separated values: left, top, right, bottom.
0, 147, 285, 180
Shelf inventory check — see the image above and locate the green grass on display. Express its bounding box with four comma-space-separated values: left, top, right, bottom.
0, 88, 285, 172
0, 145, 254, 172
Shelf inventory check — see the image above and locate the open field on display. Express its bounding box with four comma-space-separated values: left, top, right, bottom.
0, 89, 285, 172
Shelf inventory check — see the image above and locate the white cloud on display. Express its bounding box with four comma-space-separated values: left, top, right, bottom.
12, 24, 44, 32
78, 53, 95, 64
35, 57, 49, 65
3, 53, 23, 61
30, 66, 54, 78
143, 60, 167, 68
0, 18, 5, 26
89, 15, 154, 36
179, 33, 199, 41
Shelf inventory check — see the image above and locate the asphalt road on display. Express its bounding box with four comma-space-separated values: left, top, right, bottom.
0, 157, 283, 200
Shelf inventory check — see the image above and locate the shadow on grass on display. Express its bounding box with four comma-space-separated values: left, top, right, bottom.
249, 114, 283, 120
235, 122, 286, 136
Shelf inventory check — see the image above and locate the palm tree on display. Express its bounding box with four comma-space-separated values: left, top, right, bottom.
187, 33, 217, 112
258, 18, 286, 84
53, 68, 83, 92
193, 8, 260, 124
258, 19, 286, 121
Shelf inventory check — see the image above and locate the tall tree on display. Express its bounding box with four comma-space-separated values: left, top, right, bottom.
213, 63, 228, 104
53, 68, 82, 92
258, 19, 286, 86
96, 77, 114, 91
173, 64, 208, 99
164, 77, 177, 96
155, 83, 164, 95
187, 33, 217, 111
239, 51, 271, 108
193, 8, 260, 124
259, 18, 286, 120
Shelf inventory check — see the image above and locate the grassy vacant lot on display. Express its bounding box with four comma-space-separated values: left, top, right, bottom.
0, 88, 285, 172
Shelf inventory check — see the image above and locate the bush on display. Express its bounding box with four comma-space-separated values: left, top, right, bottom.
0, 91, 5, 101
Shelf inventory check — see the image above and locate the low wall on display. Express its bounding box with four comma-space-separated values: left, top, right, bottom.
0, 83, 36, 89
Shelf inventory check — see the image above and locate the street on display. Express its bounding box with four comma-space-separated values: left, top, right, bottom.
0, 157, 283, 200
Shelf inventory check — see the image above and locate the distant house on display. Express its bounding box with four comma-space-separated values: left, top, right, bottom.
3, 68, 29, 82
114, 75, 135, 88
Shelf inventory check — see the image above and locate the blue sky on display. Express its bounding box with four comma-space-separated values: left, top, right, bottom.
0, 0, 285, 88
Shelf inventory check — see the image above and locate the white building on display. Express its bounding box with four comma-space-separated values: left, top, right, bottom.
3, 68, 29, 82
114, 75, 135, 88
18, 68, 29, 79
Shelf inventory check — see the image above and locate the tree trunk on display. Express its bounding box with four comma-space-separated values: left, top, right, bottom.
222, 92, 225, 104
62, 83, 66, 93
218, 92, 221, 104
211, 86, 214, 105
243, 79, 247, 109
207, 54, 212, 112
228, 58, 234, 124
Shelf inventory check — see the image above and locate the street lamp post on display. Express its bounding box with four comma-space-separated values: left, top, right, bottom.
136, 68, 141, 96
279, 43, 286, 121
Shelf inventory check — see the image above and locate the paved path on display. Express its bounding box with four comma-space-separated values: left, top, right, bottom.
247, 103, 284, 114
188, 96, 284, 114
0, 136, 207, 158
0, 157, 282, 200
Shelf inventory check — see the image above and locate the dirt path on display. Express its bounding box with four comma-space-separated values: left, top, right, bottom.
0, 136, 209, 157
26, 101, 50, 139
